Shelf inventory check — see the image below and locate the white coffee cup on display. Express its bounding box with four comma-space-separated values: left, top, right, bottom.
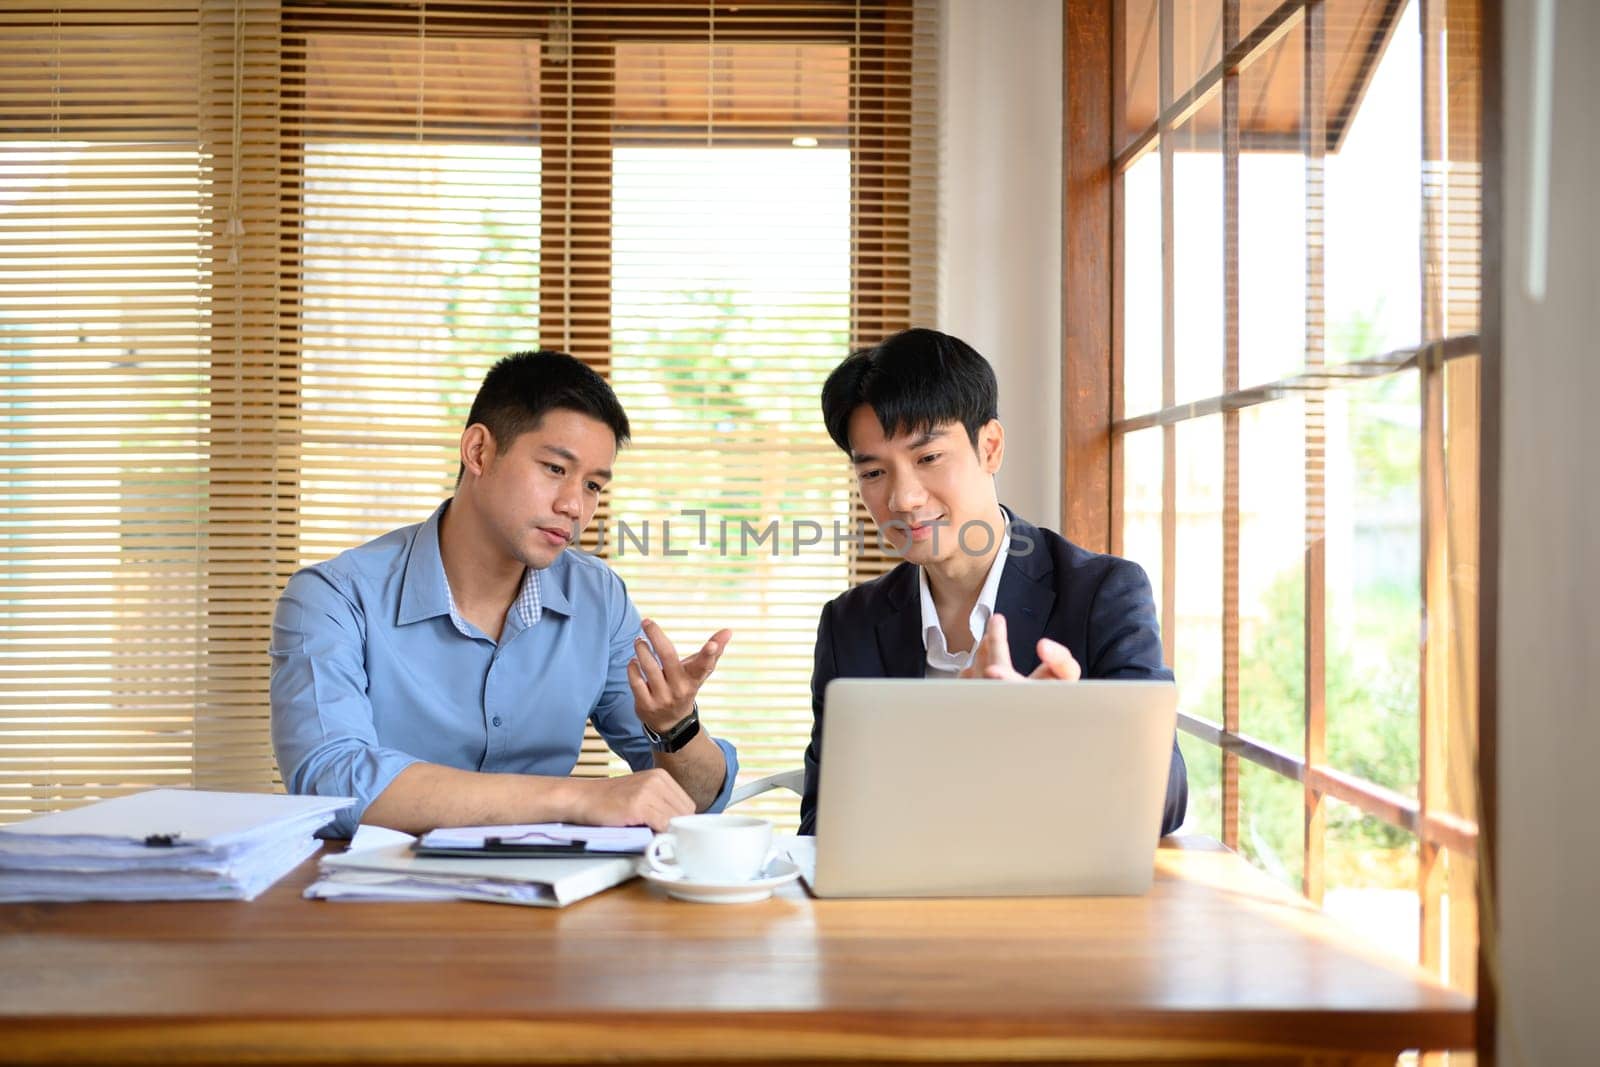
644, 813, 773, 883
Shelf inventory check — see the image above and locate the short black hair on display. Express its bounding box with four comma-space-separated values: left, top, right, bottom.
820, 328, 998, 455
460, 350, 630, 481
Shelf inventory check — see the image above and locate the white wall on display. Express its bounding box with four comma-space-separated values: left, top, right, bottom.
938, 0, 1063, 530
1497, 1, 1600, 1063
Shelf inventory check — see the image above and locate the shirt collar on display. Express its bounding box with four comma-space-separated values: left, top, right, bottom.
397, 499, 572, 630
397, 501, 454, 626
917, 512, 1011, 663
445, 567, 542, 638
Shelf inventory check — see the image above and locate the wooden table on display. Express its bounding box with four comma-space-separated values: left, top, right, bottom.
0, 836, 1472, 1065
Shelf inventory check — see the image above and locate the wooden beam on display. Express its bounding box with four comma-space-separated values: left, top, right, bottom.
1301, 0, 1327, 909
1062, 0, 1115, 552
1475, 0, 1502, 1055
1159, 0, 1177, 678
1177, 713, 1480, 857
1220, 0, 1242, 853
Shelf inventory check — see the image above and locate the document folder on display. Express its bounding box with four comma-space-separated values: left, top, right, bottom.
315, 837, 637, 908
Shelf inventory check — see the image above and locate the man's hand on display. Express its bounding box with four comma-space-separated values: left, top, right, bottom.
567, 768, 694, 831
958, 613, 1082, 681
627, 618, 732, 733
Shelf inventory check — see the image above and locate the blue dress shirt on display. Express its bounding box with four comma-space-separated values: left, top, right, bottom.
269, 500, 739, 838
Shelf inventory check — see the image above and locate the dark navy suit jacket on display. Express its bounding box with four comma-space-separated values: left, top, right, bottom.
800, 513, 1188, 836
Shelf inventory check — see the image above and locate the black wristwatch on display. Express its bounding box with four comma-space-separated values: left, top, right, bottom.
643, 706, 701, 754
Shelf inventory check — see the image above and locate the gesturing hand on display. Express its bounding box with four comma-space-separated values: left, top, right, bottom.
957, 613, 1082, 681
627, 618, 732, 734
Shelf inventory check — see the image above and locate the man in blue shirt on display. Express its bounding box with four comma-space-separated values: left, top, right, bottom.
270, 351, 738, 838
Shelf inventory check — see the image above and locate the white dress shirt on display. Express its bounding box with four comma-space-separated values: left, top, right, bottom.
918, 519, 1011, 678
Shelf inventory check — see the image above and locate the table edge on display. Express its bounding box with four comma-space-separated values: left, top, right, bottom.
0, 1007, 1478, 1064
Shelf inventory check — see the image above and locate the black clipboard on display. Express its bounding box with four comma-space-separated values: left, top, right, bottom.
411, 835, 645, 859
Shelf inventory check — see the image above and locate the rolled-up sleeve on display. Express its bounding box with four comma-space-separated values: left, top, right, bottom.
584, 572, 740, 813
269, 569, 419, 837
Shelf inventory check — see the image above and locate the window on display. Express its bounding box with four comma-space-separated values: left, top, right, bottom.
1, 0, 937, 830
1070, 0, 1484, 995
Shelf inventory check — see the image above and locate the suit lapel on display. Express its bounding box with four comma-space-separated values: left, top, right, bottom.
994, 516, 1056, 675
874, 565, 928, 678
869, 515, 1056, 678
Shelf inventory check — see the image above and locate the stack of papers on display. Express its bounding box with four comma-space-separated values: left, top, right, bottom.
306, 824, 641, 907
0, 789, 354, 902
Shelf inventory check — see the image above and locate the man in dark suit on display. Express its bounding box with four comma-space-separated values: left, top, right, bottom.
801, 328, 1187, 836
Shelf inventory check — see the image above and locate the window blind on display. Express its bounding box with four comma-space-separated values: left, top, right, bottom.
1, 0, 936, 828
4, 2, 208, 816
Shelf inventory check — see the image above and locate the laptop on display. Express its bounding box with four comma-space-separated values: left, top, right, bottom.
794, 678, 1178, 898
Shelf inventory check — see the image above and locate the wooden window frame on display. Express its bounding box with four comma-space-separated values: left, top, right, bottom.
1063, 0, 1500, 1052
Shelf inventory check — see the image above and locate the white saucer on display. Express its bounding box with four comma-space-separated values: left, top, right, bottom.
639, 858, 801, 904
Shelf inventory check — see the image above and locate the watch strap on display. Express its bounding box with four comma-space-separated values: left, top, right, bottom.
644, 706, 701, 754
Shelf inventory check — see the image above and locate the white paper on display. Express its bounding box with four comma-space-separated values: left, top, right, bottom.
0, 835, 319, 903
345, 824, 417, 854
0, 789, 353, 903
0, 789, 354, 852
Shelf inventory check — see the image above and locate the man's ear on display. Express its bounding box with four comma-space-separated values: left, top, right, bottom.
979, 418, 1005, 474
459, 423, 496, 480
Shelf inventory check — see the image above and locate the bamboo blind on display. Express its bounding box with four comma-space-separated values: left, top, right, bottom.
0, 0, 935, 825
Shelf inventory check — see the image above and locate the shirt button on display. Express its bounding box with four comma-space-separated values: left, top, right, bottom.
492, 716, 503, 727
